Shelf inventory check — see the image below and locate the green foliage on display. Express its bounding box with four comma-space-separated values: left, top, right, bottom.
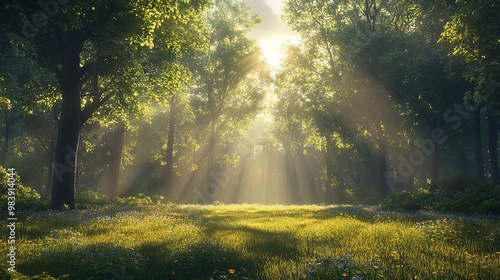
0, 0, 498, 210
76, 190, 110, 208
382, 176, 500, 214
77, 190, 166, 207
380, 189, 431, 211
112, 193, 156, 206
1, 0, 211, 209
428, 174, 480, 194
189, 0, 268, 173
0, 166, 47, 210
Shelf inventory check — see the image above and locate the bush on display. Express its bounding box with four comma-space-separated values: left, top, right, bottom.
0, 166, 47, 210
76, 190, 110, 208
380, 189, 431, 211
77, 190, 168, 208
382, 176, 500, 215
112, 193, 155, 206
150, 194, 165, 204
428, 174, 479, 194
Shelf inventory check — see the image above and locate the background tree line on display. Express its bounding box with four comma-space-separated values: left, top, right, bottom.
0, 0, 499, 210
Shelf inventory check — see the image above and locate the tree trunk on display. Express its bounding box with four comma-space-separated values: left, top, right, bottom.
290, 152, 301, 204
164, 96, 176, 199
283, 144, 291, 200
488, 111, 499, 182
46, 142, 55, 195
376, 124, 388, 201
299, 150, 317, 203
474, 107, 485, 181
107, 121, 126, 198
431, 142, 439, 183
51, 91, 81, 209
51, 36, 84, 210
206, 119, 217, 185
430, 119, 439, 183
324, 132, 335, 204
459, 148, 467, 174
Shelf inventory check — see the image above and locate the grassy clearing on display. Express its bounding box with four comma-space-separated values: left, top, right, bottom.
1, 204, 500, 279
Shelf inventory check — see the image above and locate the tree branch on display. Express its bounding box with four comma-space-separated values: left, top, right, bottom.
79, 75, 117, 126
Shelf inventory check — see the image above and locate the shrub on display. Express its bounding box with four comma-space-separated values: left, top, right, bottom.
150, 194, 165, 204
76, 190, 110, 208
382, 176, 500, 214
0, 166, 47, 210
112, 193, 155, 206
76, 190, 169, 208
380, 189, 431, 211
428, 174, 479, 195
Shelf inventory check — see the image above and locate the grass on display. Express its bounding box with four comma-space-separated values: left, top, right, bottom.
1, 204, 500, 279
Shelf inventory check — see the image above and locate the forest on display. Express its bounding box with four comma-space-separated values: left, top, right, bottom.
1, 0, 498, 210
1, 0, 500, 279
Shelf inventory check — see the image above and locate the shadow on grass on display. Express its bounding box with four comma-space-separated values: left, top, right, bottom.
18, 242, 147, 280
136, 209, 306, 279
137, 241, 248, 280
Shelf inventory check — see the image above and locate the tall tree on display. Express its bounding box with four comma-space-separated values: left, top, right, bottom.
283, 0, 405, 201
1, 0, 209, 209
190, 0, 268, 189
437, 0, 500, 181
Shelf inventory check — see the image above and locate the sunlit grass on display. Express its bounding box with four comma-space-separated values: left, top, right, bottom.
1, 204, 499, 279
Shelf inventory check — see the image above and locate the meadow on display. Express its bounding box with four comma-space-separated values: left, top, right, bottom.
2, 204, 500, 279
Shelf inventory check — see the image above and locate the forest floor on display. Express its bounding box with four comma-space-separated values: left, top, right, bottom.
2, 204, 500, 279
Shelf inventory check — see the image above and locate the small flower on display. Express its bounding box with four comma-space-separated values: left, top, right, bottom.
228, 269, 236, 274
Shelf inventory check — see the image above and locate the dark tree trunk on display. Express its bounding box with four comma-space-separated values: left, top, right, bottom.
164, 96, 176, 199
51, 35, 85, 210
298, 150, 317, 203
107, 121, 126, 198
47, 157, 53, 194
324, 132, 335, 204
474, 107, 485, 181
290, 151, 302, 204
376, 124, 388, 201
431, 143, 439, 183
488, 111, 499, 182
459, 149, 467, 174
283, 145, 291, 200
285, 152, 294, 203
430, 120, 439, 183
51, 89, 81, 210
46, 142, 55, 195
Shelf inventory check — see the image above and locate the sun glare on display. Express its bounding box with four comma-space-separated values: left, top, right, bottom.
258, 35, 301, 69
